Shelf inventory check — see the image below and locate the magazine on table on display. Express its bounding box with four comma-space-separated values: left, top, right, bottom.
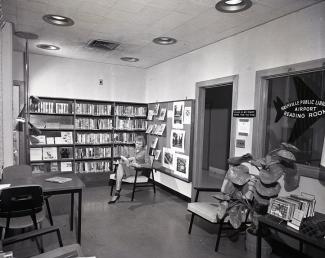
45, 176, 72, 183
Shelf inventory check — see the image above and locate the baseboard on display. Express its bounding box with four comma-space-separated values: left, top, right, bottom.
154, 181, 191, 202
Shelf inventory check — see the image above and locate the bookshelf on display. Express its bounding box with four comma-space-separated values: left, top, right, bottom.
28, 97, 148, 180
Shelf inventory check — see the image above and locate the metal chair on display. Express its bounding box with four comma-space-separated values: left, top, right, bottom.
0, 185, 47, 239
2, 165, 53, 226
187, 186, 250, 252
109, 156, 156, 201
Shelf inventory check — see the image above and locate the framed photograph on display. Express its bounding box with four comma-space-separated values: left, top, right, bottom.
162, 147, 175, 170
174, 153, 189, 179
172, 101, 184, 129
153, 103, 160, 116
171, 129, 185, 153
158, 108, 167, 121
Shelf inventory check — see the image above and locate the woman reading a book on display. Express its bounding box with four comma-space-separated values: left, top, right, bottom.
109, 135, 152, 204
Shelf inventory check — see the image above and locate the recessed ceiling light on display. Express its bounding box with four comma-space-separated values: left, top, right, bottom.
36, 44, 60, 50
215, 0, 252, 13
120, 57, 139, 62
43, 14, 74, 26
153, 37, 177, 45
14, 31, 39, 40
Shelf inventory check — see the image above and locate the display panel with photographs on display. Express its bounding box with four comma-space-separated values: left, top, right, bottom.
147, 99, 194, 182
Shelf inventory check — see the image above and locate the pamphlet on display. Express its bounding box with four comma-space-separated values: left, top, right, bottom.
45, 176, 72, 183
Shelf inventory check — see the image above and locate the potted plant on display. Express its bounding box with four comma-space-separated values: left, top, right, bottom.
213, 142, 300, 256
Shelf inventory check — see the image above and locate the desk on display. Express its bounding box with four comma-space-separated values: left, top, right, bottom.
2, 173, 85, 244
257, 213, 325, 258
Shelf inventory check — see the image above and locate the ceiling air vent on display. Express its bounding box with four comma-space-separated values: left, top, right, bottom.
87, 39, 120, 51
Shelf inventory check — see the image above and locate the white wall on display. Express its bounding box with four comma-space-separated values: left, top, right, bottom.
14, 53, 146, 103
145, 3, 325, 203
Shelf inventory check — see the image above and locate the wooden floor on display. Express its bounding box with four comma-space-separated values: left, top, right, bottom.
3, 185, 286, 258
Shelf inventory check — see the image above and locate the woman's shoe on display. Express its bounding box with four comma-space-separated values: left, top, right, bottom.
108, 191, 120, 204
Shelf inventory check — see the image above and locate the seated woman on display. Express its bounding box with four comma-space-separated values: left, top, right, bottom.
109, 135, 151, 204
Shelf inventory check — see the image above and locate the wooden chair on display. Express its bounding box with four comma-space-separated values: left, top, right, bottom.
109, 157, 156, 201
2, 165, 54, 226
187, 186, 250, 252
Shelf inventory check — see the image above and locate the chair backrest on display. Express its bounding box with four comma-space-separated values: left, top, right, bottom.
2, 165, 32, 181
0, 185, 44, 217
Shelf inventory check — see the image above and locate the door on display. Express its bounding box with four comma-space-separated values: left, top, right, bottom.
193, 76, 237, 200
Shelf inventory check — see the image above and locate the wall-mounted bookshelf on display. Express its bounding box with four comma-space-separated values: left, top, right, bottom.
28, 97, 147, 180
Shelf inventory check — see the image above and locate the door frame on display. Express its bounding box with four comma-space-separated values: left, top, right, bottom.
192, 75, 238, 198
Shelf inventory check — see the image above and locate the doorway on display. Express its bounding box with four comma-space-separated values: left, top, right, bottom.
193, 76, 237, 197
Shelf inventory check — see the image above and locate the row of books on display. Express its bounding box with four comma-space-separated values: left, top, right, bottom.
75, 161, 110, 173
31, 161, 73, 173
30, 146, 73, 161
268, 194, 316, 229
31, 132, 73, 145
75, 103, 112, 116
30, 101, 71, 114
75, 118, 113, 130
115, 118, 147, 130
113, 145, 135, 158
113, 132, 136, 143
146, 124, 166, 135
75, 147, 112, 159
115, 105, 147, 117
76, 133, 113, 144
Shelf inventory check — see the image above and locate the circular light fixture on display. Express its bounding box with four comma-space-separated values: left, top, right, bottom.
36, 44, 60, 50
120, 57, 139, 62
14, 31, 39, 40
153, 37, 177, 45
43, 14, 74, 26
215, 0, 252, 13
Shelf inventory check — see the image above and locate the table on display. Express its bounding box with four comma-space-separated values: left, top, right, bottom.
257, 213, 325, 258
31, 244, 83, 258
2, 172, 85, 244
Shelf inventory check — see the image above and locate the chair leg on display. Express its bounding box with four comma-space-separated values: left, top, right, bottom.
188, 213, 195, 234
56, 228, 63, 247
110, 179, 115, 196
215, 218, 225, 252
131, 170, 139, 201
151, 170, 156, 194
45, 197, 54, 226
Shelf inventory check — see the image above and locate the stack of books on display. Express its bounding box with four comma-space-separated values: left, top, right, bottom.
268, 194, 316, 230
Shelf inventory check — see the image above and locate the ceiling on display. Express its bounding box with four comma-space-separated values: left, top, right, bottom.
3, 0, 323, 68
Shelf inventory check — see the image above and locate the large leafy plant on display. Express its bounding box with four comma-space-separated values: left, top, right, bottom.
214, 143, 300, 232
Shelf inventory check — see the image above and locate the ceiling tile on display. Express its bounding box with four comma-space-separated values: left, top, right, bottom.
112, 0, 147, 13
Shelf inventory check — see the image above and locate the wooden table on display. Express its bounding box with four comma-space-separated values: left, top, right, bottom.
2, 172, 85, 244
257, 213, 325, 258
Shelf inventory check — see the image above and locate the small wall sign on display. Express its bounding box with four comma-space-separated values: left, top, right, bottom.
233, 110, 256, 118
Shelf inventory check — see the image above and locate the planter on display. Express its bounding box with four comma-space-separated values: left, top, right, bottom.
245, 228, 272, 258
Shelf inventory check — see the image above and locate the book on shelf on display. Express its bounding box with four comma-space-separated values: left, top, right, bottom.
55, 103, 70, 114
55, 132, 73, 144
46, 137, 55, 144
156, 124, 166, 135
147, 110, 154, 120
42, 147, 58, 160
75, 118, 113, 130
76, 133, 112, 144
75, 147, 111, 159
59, 147, 73, 159
75, 103, 112, 116
45, 176, 72, 183
30, 135, 46, 145
31, 163, 46, 174
158, 108, 167, 121
150, 137, 159, 149
75, 161, 110, 173
30, 148, 43, 161
61, 162, 73, 172
146, 124, 154, 134
50, 162, 59, 172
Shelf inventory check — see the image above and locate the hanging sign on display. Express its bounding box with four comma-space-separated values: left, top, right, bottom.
233, 110, 256, 118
